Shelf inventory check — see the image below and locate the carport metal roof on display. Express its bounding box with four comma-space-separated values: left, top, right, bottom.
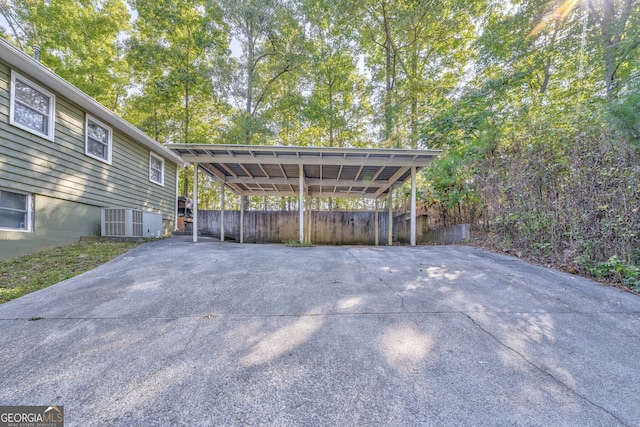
167, 144, 441, 199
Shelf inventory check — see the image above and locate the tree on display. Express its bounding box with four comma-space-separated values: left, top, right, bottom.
525, 0, 639, 101
588, 0, 638, 100
354, 0, 481, 148
299, 0, 371, 148
125, 0, 229, 144
220, 0, 305, 144
1, 0, 131, 111
423, 0, 640, 288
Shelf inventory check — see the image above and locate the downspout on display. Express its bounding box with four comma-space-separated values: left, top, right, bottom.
174, 168, 179, 232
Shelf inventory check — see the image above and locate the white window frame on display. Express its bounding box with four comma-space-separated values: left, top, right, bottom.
85, 115, 113, 164
149, 152, 165, 186
0, 189, 34, 233
9, 71, 56, 141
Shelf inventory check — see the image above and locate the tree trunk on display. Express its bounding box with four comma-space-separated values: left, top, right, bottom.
246, 25, 255, 144
590, 0, 634, 100
540, 18, 560, 94
382, 2, 396, 147
410, 45, 418, 149
329, 79, 335, 147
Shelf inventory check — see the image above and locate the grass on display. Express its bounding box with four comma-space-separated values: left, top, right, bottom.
284, 239, 314, 247
0, 240, 145, 304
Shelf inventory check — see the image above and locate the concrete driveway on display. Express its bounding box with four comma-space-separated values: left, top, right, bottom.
1, 236, 639, 426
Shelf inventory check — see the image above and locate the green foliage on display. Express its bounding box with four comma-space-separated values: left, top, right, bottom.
3, 0, 131, 111
125, 0, 228, 144
294, 2, 372, 148
413, 0, 640, 291
580, 255, 640, 292
220, 0, 307, 145
353, 0, 480, 148
222, 111, 274, 145
606, 89, 640, 144
284, 239, 313, 247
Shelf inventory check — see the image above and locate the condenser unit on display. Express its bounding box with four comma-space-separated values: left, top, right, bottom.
101, 208, 143, 237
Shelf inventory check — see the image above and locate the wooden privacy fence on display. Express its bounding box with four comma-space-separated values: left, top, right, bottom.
197, 210, 427, 245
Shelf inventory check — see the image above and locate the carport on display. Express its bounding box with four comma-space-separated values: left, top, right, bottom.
167, 144, 440, 246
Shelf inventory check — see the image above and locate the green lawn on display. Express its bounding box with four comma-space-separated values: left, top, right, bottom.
0, 240, 144, 304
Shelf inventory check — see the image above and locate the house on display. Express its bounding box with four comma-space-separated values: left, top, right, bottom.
0, 38, 184, 260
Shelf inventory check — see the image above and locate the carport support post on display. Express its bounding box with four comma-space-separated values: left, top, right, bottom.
220, 181, 225, 243
299, 164, 304, 244
240, 196, 245, 244
192, 163, 198, 243
410, 166, 417, 247
375, 199, 379, 246
306, 195, 311, 243
388, 191, 393, 246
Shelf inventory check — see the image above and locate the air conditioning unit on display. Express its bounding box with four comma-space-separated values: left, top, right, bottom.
101, 208, 143, 237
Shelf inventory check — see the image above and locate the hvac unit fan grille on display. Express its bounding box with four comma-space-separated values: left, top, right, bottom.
101, 208, 144, 237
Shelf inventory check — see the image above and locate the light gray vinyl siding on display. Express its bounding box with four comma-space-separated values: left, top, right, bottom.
0, 62, 177, 223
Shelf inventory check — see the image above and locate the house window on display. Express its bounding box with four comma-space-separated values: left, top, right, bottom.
0, 189, 33, 232
85, 116, 112, 164
10, 71, 55, 141
149, 152, 164, 186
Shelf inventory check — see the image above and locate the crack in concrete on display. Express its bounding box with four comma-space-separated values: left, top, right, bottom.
164, 318, 203, 365
345, 248, 407, 312
3, 310, 639, 322
462, 312, 631, 427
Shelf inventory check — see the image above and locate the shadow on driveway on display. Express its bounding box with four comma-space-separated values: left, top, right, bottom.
1, 236, 639, 426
